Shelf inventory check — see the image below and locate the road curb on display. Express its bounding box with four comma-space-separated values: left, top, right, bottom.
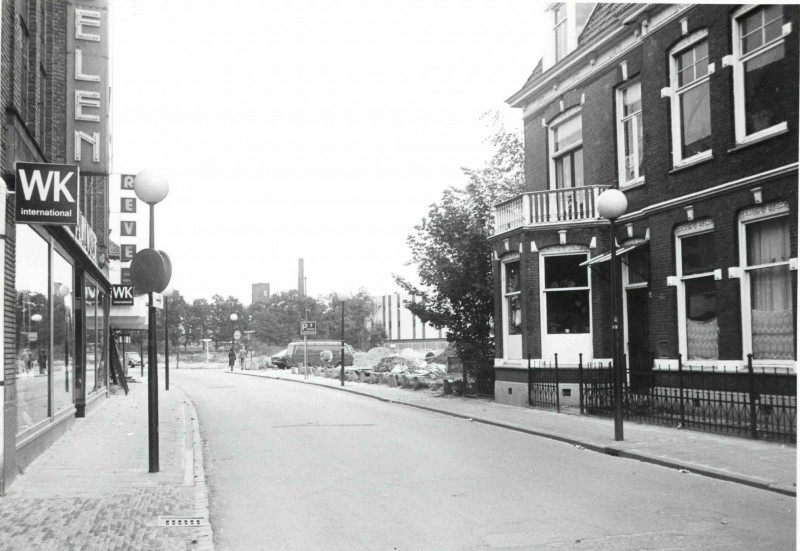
228, 371, 796, 498
173, 386, 216, 551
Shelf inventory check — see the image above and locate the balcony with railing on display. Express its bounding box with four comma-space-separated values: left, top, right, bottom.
493, 185, 610, 235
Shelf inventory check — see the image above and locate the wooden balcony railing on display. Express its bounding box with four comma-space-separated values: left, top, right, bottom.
493, 186, 610, 235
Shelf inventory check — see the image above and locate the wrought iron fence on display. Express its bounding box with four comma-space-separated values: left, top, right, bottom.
580, 354, 796, 443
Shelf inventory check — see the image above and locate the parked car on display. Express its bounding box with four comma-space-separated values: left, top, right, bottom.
285, 341, 354, 368
124, 351, 143, 368
270, 349, 288, 369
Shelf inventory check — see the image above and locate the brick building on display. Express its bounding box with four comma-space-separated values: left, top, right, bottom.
491, 4, 797, 408
0, 0, 112, 493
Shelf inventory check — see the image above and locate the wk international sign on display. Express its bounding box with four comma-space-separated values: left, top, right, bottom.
15, 163, 80, 226
111, 284, 135, 306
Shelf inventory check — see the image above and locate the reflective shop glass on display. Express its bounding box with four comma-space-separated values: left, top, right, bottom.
16, 225, 50, 435
94, 290, 107, 391
85, 283, 97, 394
52, 252, 75, 414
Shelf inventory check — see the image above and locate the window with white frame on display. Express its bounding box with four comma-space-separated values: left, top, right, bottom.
504, 260, 521, 335
550, 111, 583, 189
554, 4, 568, 63
732, 5, 789, 143
669, 32, 712, 166
544, 254, 590, 334
616, 81, 644, 186
677, 227, 718, 360
740, 212, 795, 361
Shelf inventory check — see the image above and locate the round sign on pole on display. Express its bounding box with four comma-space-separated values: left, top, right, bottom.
233, 330, 242, 341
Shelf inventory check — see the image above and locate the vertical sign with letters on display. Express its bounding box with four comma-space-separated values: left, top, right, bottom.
66, 0, 109, 174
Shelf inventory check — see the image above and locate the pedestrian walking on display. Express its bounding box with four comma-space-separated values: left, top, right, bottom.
238, 348, 247, 370
228, 348, 236, 371
38, 349, 47, 375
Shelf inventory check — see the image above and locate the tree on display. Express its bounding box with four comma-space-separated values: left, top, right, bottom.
395, 112, 524, 363
319, 290, 384, 350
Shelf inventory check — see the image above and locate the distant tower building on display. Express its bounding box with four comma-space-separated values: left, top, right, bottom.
298, 258, 305, 297
252, 283, 270, 304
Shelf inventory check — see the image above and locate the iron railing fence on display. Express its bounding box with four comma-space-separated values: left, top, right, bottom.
580, 354, 796, 443
524, 353, 796, 443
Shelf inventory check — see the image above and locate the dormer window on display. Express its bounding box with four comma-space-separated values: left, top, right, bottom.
548, 4, 597, 68
554, 4, 568, 62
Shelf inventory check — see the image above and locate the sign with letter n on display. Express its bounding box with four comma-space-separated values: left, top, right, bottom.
15, 163, 80, 226
111, 284, 134, 306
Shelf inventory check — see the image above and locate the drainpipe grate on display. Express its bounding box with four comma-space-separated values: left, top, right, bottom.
158, 516, 208, 527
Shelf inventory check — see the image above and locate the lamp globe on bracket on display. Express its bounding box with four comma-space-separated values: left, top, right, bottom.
597, 188, 628, 221
134, 169, 169, 205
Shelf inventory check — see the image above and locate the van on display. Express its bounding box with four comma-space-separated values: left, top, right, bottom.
286, 341, 355, 368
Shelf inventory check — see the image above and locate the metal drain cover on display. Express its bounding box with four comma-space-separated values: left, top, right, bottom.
158, 516, 208, 527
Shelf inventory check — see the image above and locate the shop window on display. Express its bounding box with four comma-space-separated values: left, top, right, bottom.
732, 5, 789, 143
504, 260, 521, 335
669, 32, 712, 166
53, 251, 74, 414
85, 283, 97, 394
544, 254, 590, 334
15, 225, 50, 435
742, 215, 794, 360
677, 227, 718, 360
95, 290, 107, 391
616, 81, 644, 186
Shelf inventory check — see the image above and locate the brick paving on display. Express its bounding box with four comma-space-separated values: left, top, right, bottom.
230, 367, 797, 497
0, 380, 213, 551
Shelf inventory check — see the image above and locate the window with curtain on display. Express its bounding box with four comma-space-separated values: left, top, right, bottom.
680, 231, 718, 360
544, 254, 590, 334
617, 81, 644, 186
745, 216, 794, 360
504, 260, 521, 335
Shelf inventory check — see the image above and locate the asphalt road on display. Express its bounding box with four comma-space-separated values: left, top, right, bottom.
175, 369, 796, 551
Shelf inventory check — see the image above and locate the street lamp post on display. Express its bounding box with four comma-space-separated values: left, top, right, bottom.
230, 313, 238, 371
336, 292, 352, 386
164, 290, 170, 391
597, 188, 628, 442
134, 169, 169, 473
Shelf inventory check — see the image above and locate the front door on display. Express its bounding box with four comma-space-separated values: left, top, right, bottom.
626, 288, 650, 373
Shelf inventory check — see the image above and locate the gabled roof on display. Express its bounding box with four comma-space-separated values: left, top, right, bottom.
579, 3, 636, 46
519, 59, 543, 93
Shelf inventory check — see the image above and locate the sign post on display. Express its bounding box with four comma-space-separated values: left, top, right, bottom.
300, 321, 317, 379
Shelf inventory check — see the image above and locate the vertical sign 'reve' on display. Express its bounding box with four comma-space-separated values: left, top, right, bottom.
66, 1, 109, 173
15, 163, 80, 225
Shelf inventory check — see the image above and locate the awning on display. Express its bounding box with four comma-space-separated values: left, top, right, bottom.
580, 241, 646, 267
108, 315, 147, 331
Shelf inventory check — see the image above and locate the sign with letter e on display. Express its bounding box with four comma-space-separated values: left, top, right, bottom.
300, 321, 317, 335
111, 285, 135, 306
15, 163, 79, 226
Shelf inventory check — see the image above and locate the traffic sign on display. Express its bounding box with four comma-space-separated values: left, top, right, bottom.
300, 321, 317, 335
233, 330, 242, 340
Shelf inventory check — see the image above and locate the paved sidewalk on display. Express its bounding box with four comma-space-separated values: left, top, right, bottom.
230, 368, 797, 497
0, 379, 213, 551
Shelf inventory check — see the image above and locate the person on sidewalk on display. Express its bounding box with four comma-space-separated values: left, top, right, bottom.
228, 348, 236, 371
239, 348, 247, 370
37, 349, 47, 375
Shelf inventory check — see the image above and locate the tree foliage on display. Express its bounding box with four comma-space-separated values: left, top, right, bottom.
395, 112, 524, 363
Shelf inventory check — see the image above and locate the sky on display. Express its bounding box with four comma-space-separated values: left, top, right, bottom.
110, 0, 549, 304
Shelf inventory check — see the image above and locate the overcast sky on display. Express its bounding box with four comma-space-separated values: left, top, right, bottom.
110, 0, 549, 304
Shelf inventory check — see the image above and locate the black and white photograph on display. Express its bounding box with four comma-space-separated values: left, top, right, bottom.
0, 1, 796, 549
